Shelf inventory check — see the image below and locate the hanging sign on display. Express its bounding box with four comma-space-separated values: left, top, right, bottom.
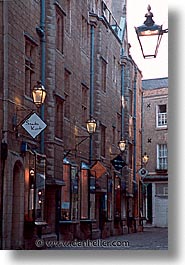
22, 112, 47, 139
138, 167, 149, 178
111, 155, 126, 171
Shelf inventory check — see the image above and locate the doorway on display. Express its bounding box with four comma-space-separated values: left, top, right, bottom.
11, 161, 24, 249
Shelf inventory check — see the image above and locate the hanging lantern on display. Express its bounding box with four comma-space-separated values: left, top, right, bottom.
32, 81, 47, 107
135, 5, 168, 59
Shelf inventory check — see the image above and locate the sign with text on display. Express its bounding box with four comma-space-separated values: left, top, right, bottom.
111, 155, 126, 171
22, 112, 47, 139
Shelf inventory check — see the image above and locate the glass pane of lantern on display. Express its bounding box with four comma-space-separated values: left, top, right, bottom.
86, 119, 96, 134
32, 84, 46, 107
139, 34, 161, 58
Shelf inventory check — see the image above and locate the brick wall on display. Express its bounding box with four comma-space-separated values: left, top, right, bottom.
143, 87, 168, 172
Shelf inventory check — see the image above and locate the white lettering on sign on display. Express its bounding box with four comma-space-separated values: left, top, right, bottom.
22, 113, 47, 139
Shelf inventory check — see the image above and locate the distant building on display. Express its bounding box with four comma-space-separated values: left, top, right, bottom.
142, 77, 168, 227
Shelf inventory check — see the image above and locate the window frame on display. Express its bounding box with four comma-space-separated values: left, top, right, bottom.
156, 104, 167, 128
81, 16, 90, 53
56, 6, 65, 53
100, 124, 106, 158
81, 84, 88, 126
107, 177, 113, 220
64, 69, 71, 119
80, 168, 89, 220
24, 36, 37, 98
24, 152, 46, 223
65, 0, 71, 35
101, 57, 107, 92
156, 183, 168, 197
157, 144, 168, 170
61, 163, 79, 221
55, 96, 64, 139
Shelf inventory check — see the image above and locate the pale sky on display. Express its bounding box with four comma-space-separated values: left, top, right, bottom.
127, 0, 168, 80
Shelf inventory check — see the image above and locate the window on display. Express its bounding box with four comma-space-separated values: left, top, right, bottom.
64, 69, 71, 119
112, 126, 116, 145
117, 113, 121, 142
25, 37, 36, 97
24, 152, 46, 222
81, 16, 89, 53
112, 56, 117, 84
25, 152, 35, 222
107, 177, 113, 219
80, 169, 89, 219
61, 164, 71, 220
71, 166, 79, 220
61, 164, 79, 221
157, 144, 168, 170
82, 84, 88, 125
128, 89, 133, 116
101, 58, 107, 92
156, 183, 168, 196
114, 175, 121, 219
55, 97, 64, 139
156, 104, 167, 128
89, 175, 95, 220
56, 7, 64, 53
128, 143, 133, 169
100, 124, 106, 157
65, 0, 71, 34
35, 154, 46, 221
129, 115, 133, 138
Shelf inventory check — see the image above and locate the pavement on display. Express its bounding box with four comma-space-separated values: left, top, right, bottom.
41, 226, 168, 251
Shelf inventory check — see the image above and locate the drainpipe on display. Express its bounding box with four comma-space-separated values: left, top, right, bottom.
120, 48, 125, 140
89, 24, 95, 165
120, 48, 126, 227
133, 66, 137, 191
141, 91, 144, 159
37, 0, 46, 154
34, 0, 46, 240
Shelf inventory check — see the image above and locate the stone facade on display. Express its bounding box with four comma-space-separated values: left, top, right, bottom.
0, 0, 142, 249
142, 77, 168, 227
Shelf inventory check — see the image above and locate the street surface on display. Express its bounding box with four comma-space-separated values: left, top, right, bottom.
42, 227, 168, 251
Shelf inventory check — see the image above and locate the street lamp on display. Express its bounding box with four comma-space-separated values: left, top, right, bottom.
32, 81, 47, 107
135, 5, 168, 58
142, 152, 149, 166
86, 117, 97, 134
118, 139, 126, 152
12, 81, 47, 131
64, 118, 97, 159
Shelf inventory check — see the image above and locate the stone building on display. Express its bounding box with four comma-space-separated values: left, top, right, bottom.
0, 0, 142, 249
142, 77, 168, 227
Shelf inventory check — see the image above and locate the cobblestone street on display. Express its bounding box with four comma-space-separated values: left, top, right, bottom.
44, 227, 168, 251
106, 227, 168, 250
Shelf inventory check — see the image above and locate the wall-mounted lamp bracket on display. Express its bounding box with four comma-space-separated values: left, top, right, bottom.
64, 135, 90, 159
13, 109, 35, 133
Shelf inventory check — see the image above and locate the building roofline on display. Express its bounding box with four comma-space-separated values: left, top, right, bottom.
142, 77, 168, 90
